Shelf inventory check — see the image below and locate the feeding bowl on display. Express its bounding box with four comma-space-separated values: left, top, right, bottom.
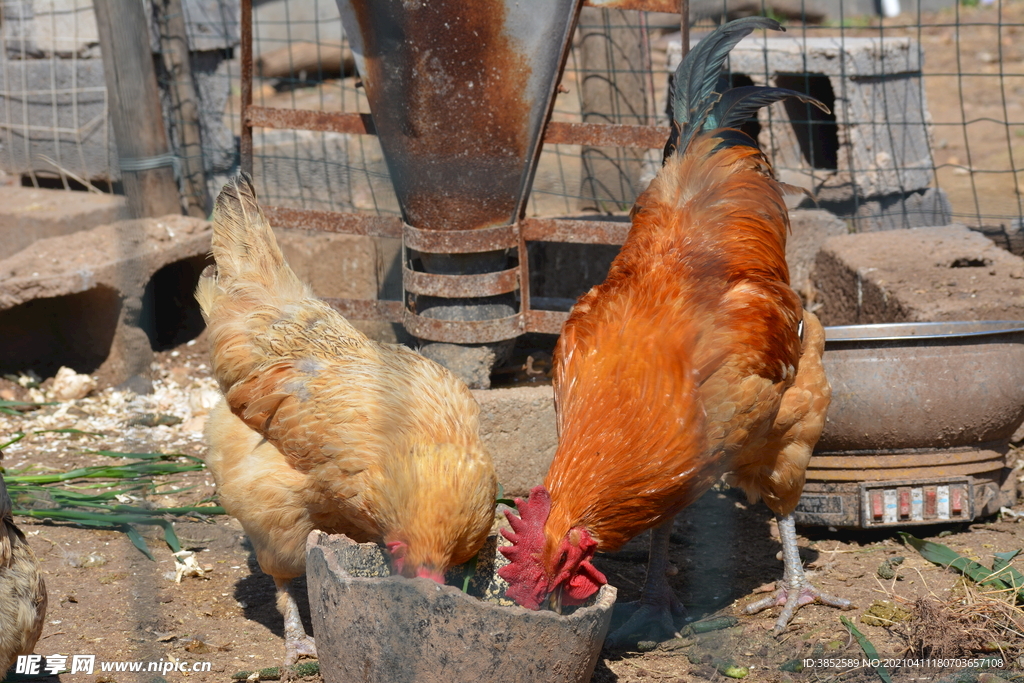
305, 529, 616, 683
795, 321, 1024, 529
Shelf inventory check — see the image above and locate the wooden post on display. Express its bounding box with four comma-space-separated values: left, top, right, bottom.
680, 0, 690, 59
154, 0, 210, 217
93, 0, 182, 219
240, 0, 253, 176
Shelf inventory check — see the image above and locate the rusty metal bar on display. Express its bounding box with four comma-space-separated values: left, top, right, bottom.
323, 298, 404, 323
518, 213, 532, 328
521, 217, 630, 245
544, 121, 669, 149
583, 0, 679, 10
264, 206, 403, 239
243, 106, 670, 150
404, 223, 520, 254
260, 209, 631, 246
240, 0, 253, 176
402, 312, 524, 344
247, 106, 376, 136
525, 309, 570, 335
403, 267, 520, 298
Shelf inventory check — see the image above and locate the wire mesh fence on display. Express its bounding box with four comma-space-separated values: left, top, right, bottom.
0, 0, 1021, 234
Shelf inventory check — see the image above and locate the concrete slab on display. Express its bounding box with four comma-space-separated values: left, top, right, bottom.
814, 224, 1024, 326
0, 186, 129, 257
473, 385, 557, 497
0, 215, 211, 386
787, 209, 850, 302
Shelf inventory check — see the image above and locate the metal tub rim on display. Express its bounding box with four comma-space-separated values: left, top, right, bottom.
824, 320, 1024, 344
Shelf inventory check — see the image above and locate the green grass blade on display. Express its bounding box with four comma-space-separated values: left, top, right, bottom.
124, 525, 155, 561
898, 533, 1011, 591
841, 616, 893, 683
991, 550, 1024, 598
0, 432, 26, 449
34, 428, 105, 437
461, 554, 478, 593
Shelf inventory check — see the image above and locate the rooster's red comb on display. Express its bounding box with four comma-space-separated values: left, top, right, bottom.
498, 485, 552, 610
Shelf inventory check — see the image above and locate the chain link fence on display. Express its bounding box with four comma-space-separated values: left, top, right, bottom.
1, 0, 1021, 234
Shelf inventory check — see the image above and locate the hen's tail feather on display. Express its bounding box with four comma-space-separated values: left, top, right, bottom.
197, 173, 307, 317
209, 173, 287, 282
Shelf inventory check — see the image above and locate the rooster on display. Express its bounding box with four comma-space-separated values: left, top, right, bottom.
197, 175, 497, 665
1, 452, 47, 674
498, 17, 850, 642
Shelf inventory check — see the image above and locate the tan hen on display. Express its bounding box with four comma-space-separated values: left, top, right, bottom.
197, 175, 497, 666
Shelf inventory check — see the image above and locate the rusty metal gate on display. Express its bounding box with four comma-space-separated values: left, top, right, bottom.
238, 0, 677, 344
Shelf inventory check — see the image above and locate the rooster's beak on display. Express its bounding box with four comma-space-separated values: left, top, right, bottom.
547, 586, 563, 615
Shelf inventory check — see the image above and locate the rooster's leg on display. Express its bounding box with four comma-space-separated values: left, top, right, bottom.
275, 577, 317, 666
743, 513, 852, 633
606, 519, 686, 647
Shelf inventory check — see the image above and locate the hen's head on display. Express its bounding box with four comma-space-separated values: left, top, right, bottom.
497, 485, 607, 610
371, 440, 497, 585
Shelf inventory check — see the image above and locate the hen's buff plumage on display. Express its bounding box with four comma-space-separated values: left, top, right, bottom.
1, 455, 47, 674
198, 175, 497, 665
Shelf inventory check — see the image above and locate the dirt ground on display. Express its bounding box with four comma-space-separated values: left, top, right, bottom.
3, 3, 1024, 683
2, 328, 1023, 683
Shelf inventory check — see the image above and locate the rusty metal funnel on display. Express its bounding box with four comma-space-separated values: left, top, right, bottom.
336, 0, 581, 388
337, 0, 580, 232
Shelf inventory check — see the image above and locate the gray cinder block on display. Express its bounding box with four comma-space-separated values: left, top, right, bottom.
731, 36, 932, 202
814, 224, 1024, 325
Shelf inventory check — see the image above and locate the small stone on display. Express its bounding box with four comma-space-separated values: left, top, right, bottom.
50, 366, 97, 401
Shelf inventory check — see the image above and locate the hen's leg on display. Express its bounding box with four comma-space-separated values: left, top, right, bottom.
606, 519, 686, 647
275, 577, 317, 666
743, 513, 852, 633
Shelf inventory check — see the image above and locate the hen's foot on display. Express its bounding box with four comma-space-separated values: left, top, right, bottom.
276, 577, 318, 667
283, 634, 317, 668
744, 513, 852, 633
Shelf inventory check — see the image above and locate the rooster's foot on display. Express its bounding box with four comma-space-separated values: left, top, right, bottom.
745, 513, 853, 634
743, 579, 851, 633
605, 597, 687, 648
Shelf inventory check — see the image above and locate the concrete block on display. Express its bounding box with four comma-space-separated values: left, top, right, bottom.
811, 186, 952, 232
786, 209, 850, 301
0, 185, 128, 256
472, 385, 557, 497
813, 224, 1024, 326
669, 35, 935, 206
737, 36, 932, 202
276, 229, 378, 302
0, 215, 211, 385
2, 0, 239, 57
0, 57, 117, 181
1, 0, 99, 57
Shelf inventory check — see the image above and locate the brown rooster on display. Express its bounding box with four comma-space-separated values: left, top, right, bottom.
197, 175, 497, 665
1, 451, 47, 674
498, 17, 851, 643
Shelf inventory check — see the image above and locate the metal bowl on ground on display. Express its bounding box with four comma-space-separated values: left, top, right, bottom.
305, 529, 616, 683
795, 321, 1024, 529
